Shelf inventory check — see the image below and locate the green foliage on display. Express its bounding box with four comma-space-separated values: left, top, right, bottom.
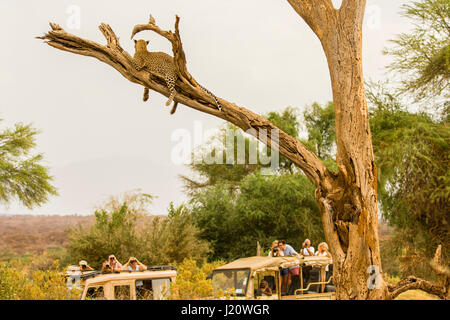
180, 107, 304, 195
168, 258, 226, 300
266, 107, 302, 172
27, 247, 71, 273
143, 204, 210, 265
369, 1, 450, 279
180, 105, 335, 262
0, 248, 21, 262
367, 85, 449, 278
66, 203, 142, 269
181, 126, 261, 195
66, 191, 209, 269
266, 107, 300, 139
384, 0, 450, 103
0, 260, 78, 300
0, 120, 57, 208
303, 102, 336, 161
191, 172, 324, 262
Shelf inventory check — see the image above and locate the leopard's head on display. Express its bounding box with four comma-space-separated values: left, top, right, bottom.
134, 39, 149, 52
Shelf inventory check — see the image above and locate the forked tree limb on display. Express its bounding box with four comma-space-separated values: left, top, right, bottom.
287, 0, 337, 41
37, 17, 333, 191
131, 15, 195, 88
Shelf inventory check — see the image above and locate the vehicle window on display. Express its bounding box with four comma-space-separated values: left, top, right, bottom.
114, 285, 131, 300
254, 273, 276, 297
211, 269, 250, 296
135, 279, 153, 300
152, 278, 171, 300
135, 278, 171, 300
85, 286, 105, 300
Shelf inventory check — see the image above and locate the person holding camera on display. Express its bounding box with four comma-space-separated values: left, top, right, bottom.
301, 239, 315, 256
268, 240, 284, 257
315, 242, 332, 258
122, 257, 147, 272
78, 260, 94, 272
300, 239, 314, 285
101, 261, 113, 273
101, 254, 122, 273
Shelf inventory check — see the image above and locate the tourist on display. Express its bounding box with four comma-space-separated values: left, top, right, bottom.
107, 254, 122, 272
301, 239, 315, 256
278, 240, 299, 295
122, 257, 147, 272
315, 242, 332, 258
78, 260, 94, 272
259, 280, 272, 296
268, 240, 283, 257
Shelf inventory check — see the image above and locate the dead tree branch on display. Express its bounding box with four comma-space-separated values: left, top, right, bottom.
38, 16, 332, 190
387, 245, 450, 300
131, 15, 194, 87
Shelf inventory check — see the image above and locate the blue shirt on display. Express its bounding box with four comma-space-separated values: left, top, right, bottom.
283, 244, 299, 270
128, 265, 140, 272
283, 244, 298, 256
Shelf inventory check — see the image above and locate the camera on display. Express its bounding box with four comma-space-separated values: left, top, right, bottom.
81, 265, 87, 270
272, 246, 280, 257
105, 263, 110, 268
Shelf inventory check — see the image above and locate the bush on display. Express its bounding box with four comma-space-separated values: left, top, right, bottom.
168, 258, 226, 300
141, 204, 210, 265
0, 260, 79, 300
66, 191, 210, 269
191, 172, 324, 261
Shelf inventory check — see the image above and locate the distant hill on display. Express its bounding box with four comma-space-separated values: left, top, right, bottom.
1, 214, 394, 257
0, 214, 165, 256
0, 215, 94, 255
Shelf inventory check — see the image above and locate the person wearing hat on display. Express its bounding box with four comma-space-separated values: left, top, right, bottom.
78, 260, 94, 272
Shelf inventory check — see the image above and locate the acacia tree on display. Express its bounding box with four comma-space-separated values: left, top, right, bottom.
0, 120, 57, 208
39, 0, 449, 299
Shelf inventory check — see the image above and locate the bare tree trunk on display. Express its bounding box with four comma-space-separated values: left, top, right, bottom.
288, 0, 388, 299
37, 1, 448, 299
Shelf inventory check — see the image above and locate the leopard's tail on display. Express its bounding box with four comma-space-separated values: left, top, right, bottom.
198, 84, 222, 111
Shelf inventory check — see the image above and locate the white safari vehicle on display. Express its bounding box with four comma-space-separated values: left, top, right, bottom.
211, 255, 335, 300
81, 266, 177, 300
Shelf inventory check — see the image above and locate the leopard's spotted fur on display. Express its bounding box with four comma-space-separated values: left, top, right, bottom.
133, 40, 177, 107
132, 40, 221, 112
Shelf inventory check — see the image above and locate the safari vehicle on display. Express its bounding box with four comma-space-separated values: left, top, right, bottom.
80, 266, 177, 300
211, 256, 335, 300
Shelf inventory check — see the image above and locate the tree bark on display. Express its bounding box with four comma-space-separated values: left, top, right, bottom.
38, 2, 448, 299
288, 0, 388, 299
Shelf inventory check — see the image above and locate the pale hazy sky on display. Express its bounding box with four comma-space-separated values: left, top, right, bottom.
0, 0, 412, 215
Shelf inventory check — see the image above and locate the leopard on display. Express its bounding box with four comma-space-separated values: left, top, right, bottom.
132, 39, 221, 113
